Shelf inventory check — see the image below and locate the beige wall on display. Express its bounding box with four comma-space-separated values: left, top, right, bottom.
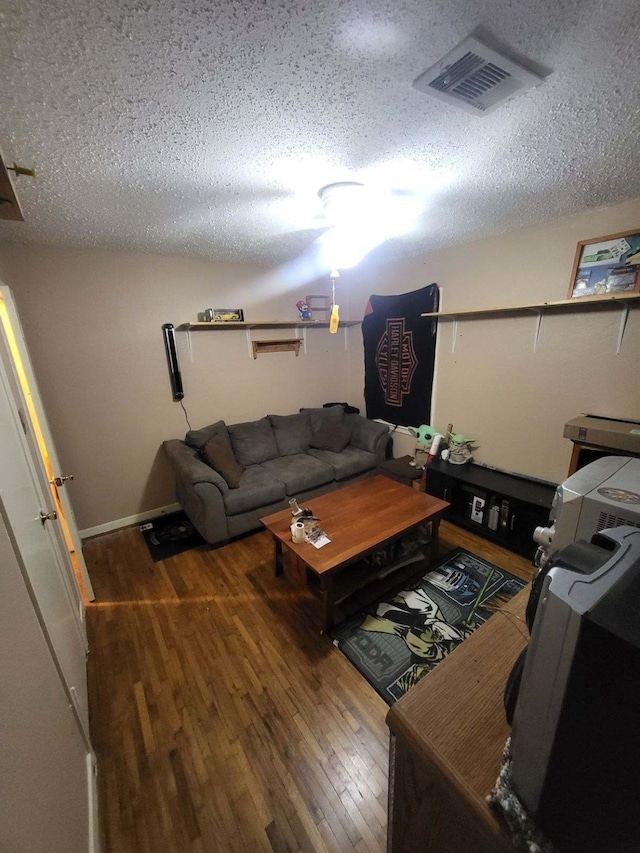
0, 246, 353, 532
2, 195, 639, 532
345, 196, 640, 483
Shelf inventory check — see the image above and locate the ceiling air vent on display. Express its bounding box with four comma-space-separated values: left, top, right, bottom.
412, 36, 543, 116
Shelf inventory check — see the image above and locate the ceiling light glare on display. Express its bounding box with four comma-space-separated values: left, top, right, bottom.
318, 225, 375, 271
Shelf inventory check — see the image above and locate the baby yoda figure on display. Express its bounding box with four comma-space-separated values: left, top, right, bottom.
408, 424, 436, 467
441, 433, 474, 465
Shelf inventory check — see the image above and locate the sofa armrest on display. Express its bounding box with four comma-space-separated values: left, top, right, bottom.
348, 416, 391, 462
163, 439, 229, 494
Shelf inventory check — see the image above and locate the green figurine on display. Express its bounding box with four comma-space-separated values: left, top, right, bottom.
442, 432, 474, 465
408, 424, 437, 467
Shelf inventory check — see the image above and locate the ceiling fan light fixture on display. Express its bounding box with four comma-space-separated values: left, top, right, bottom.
318, 181, 368, 226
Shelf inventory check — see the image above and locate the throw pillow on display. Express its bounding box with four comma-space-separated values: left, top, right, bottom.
227, 417, 279, 466
307, 405, 344, 434
185, 419, 228, 452
200, 434, 244, 489
309, 416, 352, 453
268, 412, 312, 456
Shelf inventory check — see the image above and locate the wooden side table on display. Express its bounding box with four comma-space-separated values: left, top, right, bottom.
378, 455, 424, 490
386, 588, 529, 852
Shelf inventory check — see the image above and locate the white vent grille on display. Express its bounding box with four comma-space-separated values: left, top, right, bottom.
597, 512, 640, 532
412, 36, 543, 116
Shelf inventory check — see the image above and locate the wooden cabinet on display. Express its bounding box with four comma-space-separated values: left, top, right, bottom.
568, 440, 640, 475
424, 460, 555, 559
386, 588, 529, 853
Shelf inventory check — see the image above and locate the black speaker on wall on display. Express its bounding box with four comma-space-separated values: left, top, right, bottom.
162, 323, 184, 400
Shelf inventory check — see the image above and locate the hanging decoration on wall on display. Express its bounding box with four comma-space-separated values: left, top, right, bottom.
329, 269, 340, 333
162, 323, 184, 401
361, 283, 439, 426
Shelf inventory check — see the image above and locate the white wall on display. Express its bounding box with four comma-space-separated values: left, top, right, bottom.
0, 246, 353, 532
344, 196, 640, 483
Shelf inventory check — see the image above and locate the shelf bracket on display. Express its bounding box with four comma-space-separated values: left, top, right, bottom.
451, 318, 459, 354
245, 328, 253, 359
532, 309, 544, 353
616, 303, 630, 354
186, 328, 194, 362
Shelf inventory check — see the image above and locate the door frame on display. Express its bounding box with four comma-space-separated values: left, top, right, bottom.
0, 284, 94, 601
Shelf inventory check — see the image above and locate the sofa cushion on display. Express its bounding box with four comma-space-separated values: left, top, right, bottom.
261, 453, 334, 493
268, 412, 312, 456
228, 417, 279, 466
222, 465, 287, 516
201, 434, 244, 489
185, 419, 229, 452
307, 446, 377, 481
309, 414, 352, 453
307, 405, 344, 433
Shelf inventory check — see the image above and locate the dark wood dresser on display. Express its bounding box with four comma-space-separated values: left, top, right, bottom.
386, 587, 529, 852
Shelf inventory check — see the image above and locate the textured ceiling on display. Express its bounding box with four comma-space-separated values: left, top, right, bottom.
1, 0, 640, 266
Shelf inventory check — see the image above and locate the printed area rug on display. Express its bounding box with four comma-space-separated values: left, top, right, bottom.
329, 548, 526, 705
140, 511, 206, 561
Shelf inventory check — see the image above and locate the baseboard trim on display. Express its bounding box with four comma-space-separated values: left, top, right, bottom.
79, 502, 181, 540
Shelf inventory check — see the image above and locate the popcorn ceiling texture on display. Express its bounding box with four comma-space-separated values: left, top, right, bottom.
1, 0, 639, 263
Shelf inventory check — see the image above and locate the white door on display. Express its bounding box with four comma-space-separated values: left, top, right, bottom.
0, 503, 97, 853
0, 284, 95, 600
0, 325, 90, 734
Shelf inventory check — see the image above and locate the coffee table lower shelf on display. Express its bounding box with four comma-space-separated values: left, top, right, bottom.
281, 544, 432, 630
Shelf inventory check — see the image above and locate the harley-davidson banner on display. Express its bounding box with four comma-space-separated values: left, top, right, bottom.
362, 283, 439, 426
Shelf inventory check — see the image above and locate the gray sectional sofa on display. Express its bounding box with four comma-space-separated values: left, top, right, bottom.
163, 407, 391, 545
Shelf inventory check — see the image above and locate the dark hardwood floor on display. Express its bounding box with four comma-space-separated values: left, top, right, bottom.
84, 518, 535, 853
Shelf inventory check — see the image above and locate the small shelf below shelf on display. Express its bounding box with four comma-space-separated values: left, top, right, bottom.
252, 339, 302, 358
420, 292, 640, 319
177, 320, 361, 331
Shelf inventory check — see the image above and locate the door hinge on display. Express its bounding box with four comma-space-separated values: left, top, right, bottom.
39, 509, 58, 524
18, 407, 29, 435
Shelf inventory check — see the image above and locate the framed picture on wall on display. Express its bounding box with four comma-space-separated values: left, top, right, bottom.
568, 229, 640, 298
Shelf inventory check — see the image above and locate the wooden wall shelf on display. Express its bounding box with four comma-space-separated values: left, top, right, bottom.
422, 292, 640, 354
177, 318, 360, 360
177, 320, 360, 331
420, 292, 640, 319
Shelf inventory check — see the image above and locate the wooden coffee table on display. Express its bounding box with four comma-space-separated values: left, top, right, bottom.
260, 475, 449, 630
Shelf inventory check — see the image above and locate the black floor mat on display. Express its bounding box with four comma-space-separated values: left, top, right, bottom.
140, 511, 206, 561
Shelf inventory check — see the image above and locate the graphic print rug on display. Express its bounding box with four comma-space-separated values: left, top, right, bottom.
329, 548, 526, 704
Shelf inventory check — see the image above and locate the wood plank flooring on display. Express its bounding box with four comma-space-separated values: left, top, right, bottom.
84, 519, 535, 853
